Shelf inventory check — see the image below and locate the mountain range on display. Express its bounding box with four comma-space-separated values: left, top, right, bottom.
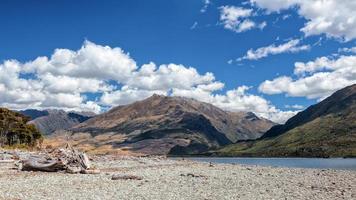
9, 84, 355, 157
217, 84, 356, 158
18, 109, 93, 135
69, 94, 274, 155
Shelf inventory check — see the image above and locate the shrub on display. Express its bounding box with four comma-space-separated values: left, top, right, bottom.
0, 108, 43, 147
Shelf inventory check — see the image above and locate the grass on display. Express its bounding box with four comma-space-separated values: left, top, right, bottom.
217, 113, 356, 158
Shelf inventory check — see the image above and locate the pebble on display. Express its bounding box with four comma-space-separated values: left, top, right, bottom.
0, 154, 355, 200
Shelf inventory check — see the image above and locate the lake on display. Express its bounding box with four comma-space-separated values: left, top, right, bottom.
180, 157, 356, 171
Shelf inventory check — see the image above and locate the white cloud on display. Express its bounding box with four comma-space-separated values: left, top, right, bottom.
338, 47, 356, 54
285, 104, 304, 109
190, 21, 198, 30
219, 6, 266, 33
259, 55, 356, 99
237, 20, 256, 32
0, 41, 295, 123
250, 0, 297, 13
238, 39, 310, 61
250, 0, 356, 41
282, 14, 291, 20
126, 62, 219, 91
200, 0, 211, 13
258, 21, 267, 29
172, 85, 297, 123
24, 41, 137, 82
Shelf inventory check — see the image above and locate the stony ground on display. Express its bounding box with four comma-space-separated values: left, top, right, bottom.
0, 155, 355, 200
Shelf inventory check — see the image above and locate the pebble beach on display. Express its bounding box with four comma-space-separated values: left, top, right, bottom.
0, 155, 355, 200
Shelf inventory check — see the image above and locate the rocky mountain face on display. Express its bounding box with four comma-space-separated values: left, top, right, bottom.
217, 84, 356, 158
71, 95, 274, 155
19, 109, 92, 135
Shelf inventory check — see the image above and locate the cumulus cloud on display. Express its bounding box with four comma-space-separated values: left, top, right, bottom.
250, 0, 356, 41
259, 55, 356, 99
171, 85, 297, 123
219, 6, 266, 33
238, 39, 310, 61
24, 41, 137, 82
0, 41, 295, 123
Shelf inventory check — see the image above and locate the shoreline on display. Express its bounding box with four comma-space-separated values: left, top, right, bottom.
173, 157, 356, 171
1, 155, 355, 199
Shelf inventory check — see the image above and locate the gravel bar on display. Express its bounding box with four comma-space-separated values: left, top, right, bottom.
0, 156, 355, 200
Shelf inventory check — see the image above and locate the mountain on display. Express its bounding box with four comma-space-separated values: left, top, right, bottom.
19, 109, 93, 135
0, 108, 42, 146
70, 94, 274, 155
217, 84, 356, 158
18, 109, 49, 120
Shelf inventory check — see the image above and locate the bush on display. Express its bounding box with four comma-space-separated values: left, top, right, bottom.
0, 108, 43, 147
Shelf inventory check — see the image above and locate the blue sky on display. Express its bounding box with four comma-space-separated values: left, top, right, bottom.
0, 0, 356, 123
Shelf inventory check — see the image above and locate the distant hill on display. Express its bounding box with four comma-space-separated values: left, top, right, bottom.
217, 84, 356, 158
19, 109, 93, 135
71, 95, 274, 155
18, 109, 49, 120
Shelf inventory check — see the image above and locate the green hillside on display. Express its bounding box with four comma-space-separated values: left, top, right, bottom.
217, 84, 356, 158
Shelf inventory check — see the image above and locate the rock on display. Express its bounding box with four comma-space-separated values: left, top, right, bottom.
81, 169, 101, 174
111, 174, 142, 180
66, 166, 82, 174
180, 173, 206, 178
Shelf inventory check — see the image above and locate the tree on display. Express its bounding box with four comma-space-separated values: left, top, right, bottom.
0, 108, 43, 147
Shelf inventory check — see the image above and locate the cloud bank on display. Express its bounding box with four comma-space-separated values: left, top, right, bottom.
250, 0, 356, 41
0, 41, 295, 123
259, 54, 356, 100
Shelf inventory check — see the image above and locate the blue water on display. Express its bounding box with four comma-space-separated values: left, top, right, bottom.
181, 157, 356, 171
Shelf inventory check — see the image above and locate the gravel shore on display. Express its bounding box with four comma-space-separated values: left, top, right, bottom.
0, 156, 355, 200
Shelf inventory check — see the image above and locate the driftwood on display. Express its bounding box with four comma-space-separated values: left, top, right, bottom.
21, 157, 66, 172
0, 160, 15, 163
20, 144, 92, 173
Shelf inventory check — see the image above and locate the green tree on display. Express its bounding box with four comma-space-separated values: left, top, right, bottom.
0, 108, 43, 147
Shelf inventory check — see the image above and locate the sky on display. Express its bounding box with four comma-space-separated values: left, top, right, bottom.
0, 0, 356, 123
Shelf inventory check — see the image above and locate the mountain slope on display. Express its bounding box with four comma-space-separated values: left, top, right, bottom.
19, 109, 92, 135
18, 109, 49, 120
71, 95, 274, 155
217, 84, 356, 157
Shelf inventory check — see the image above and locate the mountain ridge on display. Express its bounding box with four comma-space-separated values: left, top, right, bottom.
18, 109, 93, 135
217, 84, 356, 157
70, 94, 274, 155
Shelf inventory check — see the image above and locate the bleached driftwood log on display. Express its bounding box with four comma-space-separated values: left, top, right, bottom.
21, 157, 66, 172
20, 145, 92, 173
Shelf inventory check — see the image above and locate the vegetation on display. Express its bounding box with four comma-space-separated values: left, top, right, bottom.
217, 84, 356, 158
0, 108, 43, 147
217, 113, 356, 158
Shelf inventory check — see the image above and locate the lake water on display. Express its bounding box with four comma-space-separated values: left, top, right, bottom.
181, 157, 356, 171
